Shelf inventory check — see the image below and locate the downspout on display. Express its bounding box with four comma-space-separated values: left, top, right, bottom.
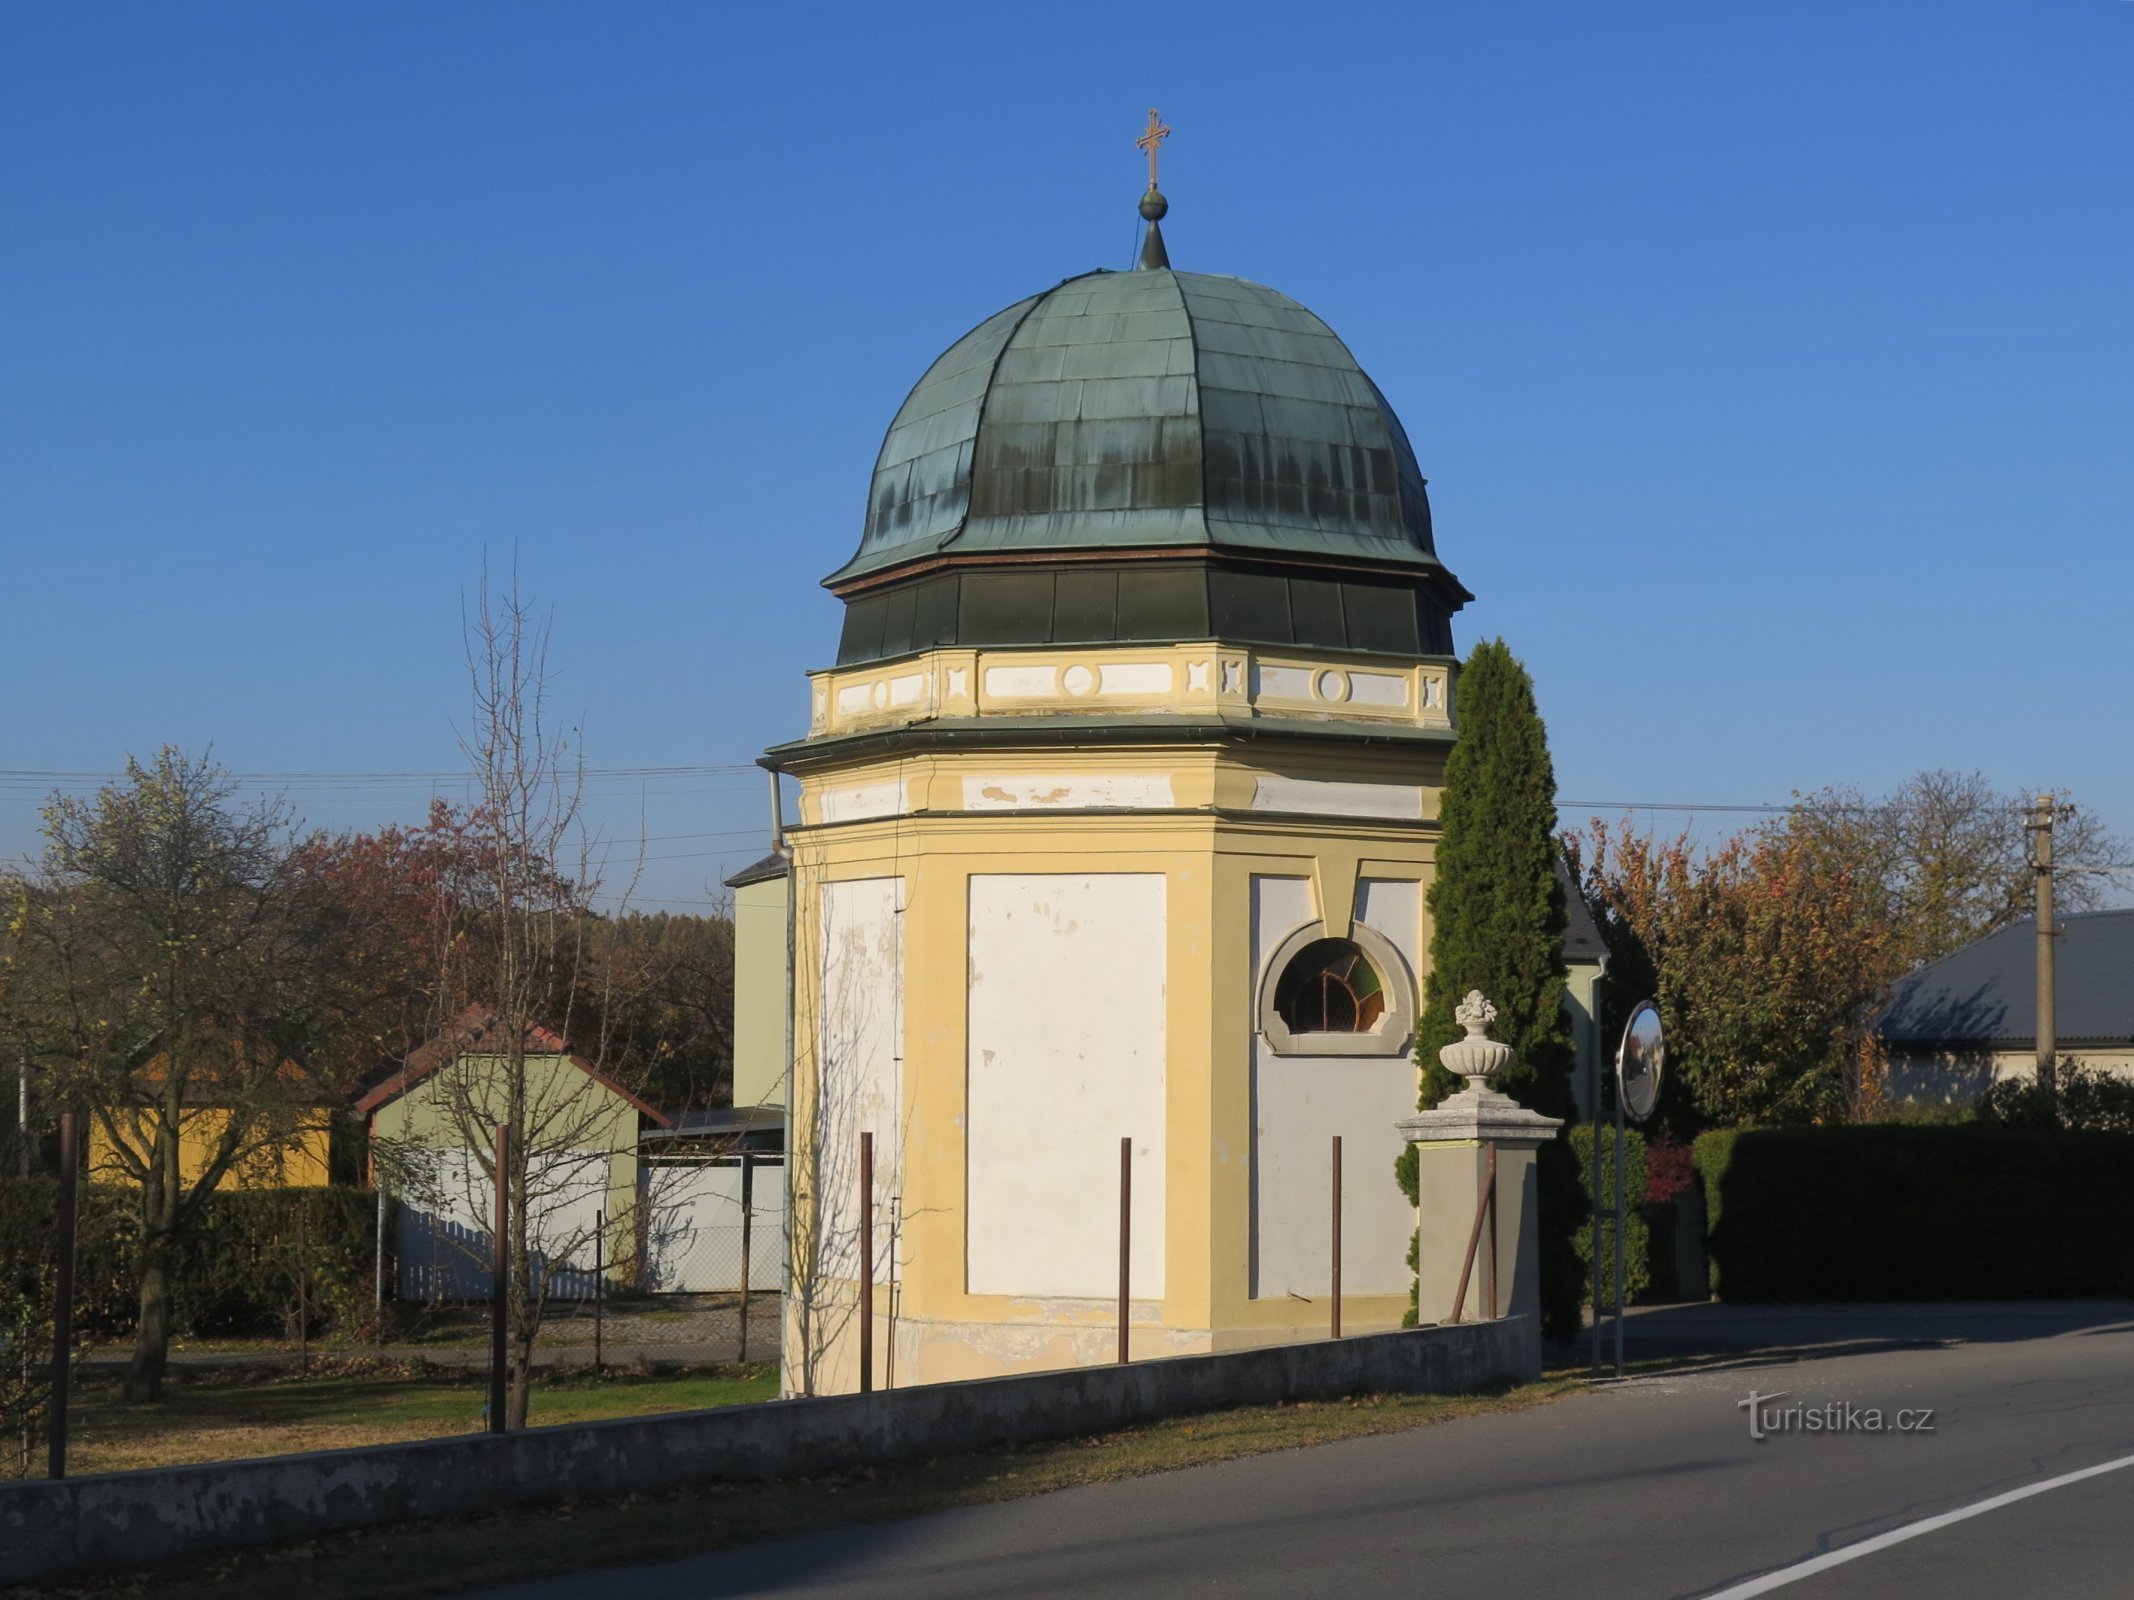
775, 769, 799, 1397
1588, 951, 1608, 1382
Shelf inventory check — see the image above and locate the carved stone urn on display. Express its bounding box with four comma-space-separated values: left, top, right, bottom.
1438, 990, 1514, 1097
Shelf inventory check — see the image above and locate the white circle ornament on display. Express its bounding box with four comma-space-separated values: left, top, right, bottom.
1438, 990, 1515, 1094
1061, 663, 1097, 697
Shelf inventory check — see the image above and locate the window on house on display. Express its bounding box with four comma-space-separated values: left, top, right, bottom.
1273, 939, 1387, 1034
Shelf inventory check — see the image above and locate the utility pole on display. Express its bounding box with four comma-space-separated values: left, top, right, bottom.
2027, 793, 2057, 1102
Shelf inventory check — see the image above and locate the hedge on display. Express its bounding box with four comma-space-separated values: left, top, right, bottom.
1567, 1125, 1649, 1307
0, 1181, 390, 1340
1694, 1126, 2134, 1301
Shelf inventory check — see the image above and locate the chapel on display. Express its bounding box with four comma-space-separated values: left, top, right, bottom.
765, 137, 1479, 1393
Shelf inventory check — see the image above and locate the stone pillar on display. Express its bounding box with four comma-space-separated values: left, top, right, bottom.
1397, 992, 1562, 1379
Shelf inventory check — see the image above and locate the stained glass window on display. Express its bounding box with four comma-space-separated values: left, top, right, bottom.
1273, 939, 1387, 1034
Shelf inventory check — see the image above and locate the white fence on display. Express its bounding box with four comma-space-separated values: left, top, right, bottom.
393, 1148, 784, 1300
394, 1145, 611, 1301
640, 1157, 785, 1293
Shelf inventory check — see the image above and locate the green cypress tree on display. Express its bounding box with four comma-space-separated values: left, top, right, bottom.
1414, 637, 1574, 1110
1395, 638, 1582, 1335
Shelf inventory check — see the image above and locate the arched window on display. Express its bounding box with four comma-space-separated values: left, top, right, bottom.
1258, 918, 1415, 1057
1273, 939, 1387, 1034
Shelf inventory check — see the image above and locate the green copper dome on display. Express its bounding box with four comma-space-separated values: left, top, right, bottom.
830, 266, 1460, 590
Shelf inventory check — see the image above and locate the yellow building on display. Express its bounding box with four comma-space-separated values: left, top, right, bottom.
724, 849, 792, 1115
87, 1105, 339, 1190
359, 1006, 669, 1295
764, 181, 1500, 1396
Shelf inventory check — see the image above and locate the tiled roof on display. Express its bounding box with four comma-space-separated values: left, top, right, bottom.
354, 1003, 671, 1126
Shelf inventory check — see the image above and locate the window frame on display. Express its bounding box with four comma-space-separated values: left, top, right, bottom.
1256, 919, 1417, 1058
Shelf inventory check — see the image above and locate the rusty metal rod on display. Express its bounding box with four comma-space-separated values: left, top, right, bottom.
1448, 1141, 1499, 1325
490, 1122, 509, 1433
738, 1152, 754, 1365
1486, 1141, 1499, 1322
49, 1110, 79, 1480
1118, 1136, 1132, 1364
1330, 1135, 1343, 1340
860, 1131, 874, 1395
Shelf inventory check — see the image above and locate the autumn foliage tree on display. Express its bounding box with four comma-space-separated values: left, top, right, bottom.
1566, 816, 1901, 1128
303, 811, 735, 1113
1570, 771, 2124, 1130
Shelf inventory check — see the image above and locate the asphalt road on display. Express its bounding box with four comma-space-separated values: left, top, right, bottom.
478, 1305, 2134, 1600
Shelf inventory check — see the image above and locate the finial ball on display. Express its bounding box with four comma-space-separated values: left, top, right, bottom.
1139, 188, 1169, 222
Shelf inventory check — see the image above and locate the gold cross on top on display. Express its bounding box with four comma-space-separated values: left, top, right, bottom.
1136, 108, 1171, 190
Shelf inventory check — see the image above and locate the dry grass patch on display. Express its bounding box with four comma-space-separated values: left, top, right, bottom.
60, 1361, 778, 1475
10, 1378, 1579, 1600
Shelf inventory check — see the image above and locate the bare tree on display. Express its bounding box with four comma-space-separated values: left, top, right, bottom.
412, 563, 652, 1428
782, 874, 910, 1396
1793, 771, 2125, 969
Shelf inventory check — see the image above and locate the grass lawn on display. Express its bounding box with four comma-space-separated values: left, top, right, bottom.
64, 1361, 779, 1475
14, 1378, 1579, 1600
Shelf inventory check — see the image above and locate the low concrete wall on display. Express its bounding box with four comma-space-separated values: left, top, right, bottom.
0, 1316, 1532, 1586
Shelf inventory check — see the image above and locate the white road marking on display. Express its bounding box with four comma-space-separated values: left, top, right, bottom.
1703, 1450, 2134, 1598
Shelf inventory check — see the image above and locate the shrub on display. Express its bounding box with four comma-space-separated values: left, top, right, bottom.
1977, 1062, 2134, 1136
1644, 1135, 1695, 1204
1568, 1125, 1649, 1307
1694, 1126, 2134, 1301
0, 1181, 390, 1341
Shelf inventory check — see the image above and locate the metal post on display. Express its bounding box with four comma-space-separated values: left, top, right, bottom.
2031, 793, 2057, 1102
1117, 1136, 1132, 1364
1485, 1141, 1499, 1323
1591, 1033, 1605, 1380
48, 1110, 78, 1481
373, 1176, 386, 1343
297, 1204, 310, 1373
490, 1122, 509, 1433
738, 1153, 754, 1365
1330, 1135, 1343, 1340
593, 1207, 605, 1374
1613, 1092, 1627, 1379
859, 1131, 873, 1395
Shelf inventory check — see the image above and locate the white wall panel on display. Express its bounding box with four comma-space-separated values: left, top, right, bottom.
815, 877, 903, 1282
967, 873, 1168, 1299
1250, 874, 1421, 1299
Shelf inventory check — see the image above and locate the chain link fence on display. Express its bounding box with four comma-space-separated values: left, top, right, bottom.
389, 1152, 784, 1366
1, 1125, 785, 1481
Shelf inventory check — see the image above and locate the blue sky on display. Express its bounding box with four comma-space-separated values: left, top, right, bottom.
4, 1, 2130, 907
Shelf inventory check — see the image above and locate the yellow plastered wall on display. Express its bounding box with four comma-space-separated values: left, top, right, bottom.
778, 727, 1448, 1393
88, 1108, 335, 1190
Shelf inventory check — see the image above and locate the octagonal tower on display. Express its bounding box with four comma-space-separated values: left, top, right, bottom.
768, 188, 1468, 1394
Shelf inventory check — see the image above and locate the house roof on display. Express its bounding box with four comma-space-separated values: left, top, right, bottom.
722, 850, 790, 890
1556, 856, 1608, 968
641, 1105, 787, 1144
354, 1004, 673, 1126
1875, 909, 2134, 1050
